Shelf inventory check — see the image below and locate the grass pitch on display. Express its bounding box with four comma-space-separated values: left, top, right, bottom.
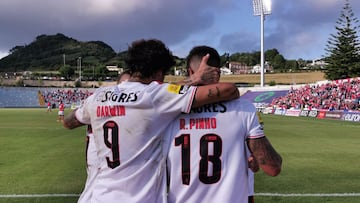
0, 109, 359, 203
256, 115, 360, 202
0, 108, 86, 202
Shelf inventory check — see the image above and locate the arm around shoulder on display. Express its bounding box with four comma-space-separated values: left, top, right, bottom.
192, 82, 239, 108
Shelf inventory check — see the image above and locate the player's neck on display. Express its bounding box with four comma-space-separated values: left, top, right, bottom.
128, 77, 152, 84
128, 71, 164, 84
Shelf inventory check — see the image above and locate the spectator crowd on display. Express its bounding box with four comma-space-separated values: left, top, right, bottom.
42, 88, 94, 108
40, 78, 360, 112
269, 78, 360, 111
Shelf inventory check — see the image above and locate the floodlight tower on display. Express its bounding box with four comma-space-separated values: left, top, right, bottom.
252, 0, 272, 87
63, 54, 66, 67
77, 57, 82, 82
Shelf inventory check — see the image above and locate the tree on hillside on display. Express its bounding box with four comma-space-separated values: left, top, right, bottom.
324, 0, 360, 80
265, 49, 288, 71
285, 60, 299, 71
271, 54, 286, 71
0, 33, 118, 72
265, 49, 280, 61
59, 65, 75, 80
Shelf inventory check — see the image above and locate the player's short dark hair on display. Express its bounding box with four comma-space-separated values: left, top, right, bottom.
125, 39, 175, 79
186, 46, 221, 70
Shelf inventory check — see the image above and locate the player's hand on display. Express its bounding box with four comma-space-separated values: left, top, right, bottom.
248, 155, 259, 172
190, 54, 220, 85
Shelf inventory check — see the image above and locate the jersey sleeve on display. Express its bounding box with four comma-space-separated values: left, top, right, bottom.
149, 83, 197, 114
74, 94, 94, 125
246, 102, 265, 139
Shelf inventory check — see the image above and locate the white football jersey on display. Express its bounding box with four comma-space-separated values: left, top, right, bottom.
166, 98, 264, 203
75, 81, 196, 203
78, 125, 101, 203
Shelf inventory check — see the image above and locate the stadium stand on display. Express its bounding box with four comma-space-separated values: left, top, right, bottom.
260, 77, 360, 122
0, 87, 94, 108
269, 78, 360, 111
0, 87, 41, 108
1, 77, 359, 122
41, 88, 93, 108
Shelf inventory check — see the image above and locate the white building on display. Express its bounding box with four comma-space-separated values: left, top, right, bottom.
220, 67, 232, 75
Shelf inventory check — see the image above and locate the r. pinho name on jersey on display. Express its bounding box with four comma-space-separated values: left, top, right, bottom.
179, 117, 217, 130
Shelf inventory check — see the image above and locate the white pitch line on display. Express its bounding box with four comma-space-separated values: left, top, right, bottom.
1, 193, 360, 198
256, 193, 360, 197
0, 194, 80, 198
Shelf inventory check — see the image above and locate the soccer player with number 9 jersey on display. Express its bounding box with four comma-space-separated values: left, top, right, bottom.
64, 39, 239, 203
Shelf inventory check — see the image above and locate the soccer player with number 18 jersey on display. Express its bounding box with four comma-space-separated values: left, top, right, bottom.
165, 46, 282, 203
166, 98, 264, 203
64, 39, 239, 203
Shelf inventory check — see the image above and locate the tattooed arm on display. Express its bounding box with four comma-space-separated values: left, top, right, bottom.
175, 53, 239, 107
63, 109, 85, 129
191, 83, 239, 108
247, 137, 282, 176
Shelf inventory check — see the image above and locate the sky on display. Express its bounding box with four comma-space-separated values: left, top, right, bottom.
1, 0, 360, 61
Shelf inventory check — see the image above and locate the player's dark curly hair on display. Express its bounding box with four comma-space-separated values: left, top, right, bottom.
125, 39, 176, 79
186, 45, 221, 70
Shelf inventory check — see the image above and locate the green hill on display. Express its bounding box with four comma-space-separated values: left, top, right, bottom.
0, 33, 120, 72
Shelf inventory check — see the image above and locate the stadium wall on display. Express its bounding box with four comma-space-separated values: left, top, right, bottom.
262, 107, 360, 123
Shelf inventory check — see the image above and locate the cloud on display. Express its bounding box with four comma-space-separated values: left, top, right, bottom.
219, 31, 259, 54
0, 0, 359, 61
261, 0, 360, 59
0, 0, 224, 53
0, 51, 9, 60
